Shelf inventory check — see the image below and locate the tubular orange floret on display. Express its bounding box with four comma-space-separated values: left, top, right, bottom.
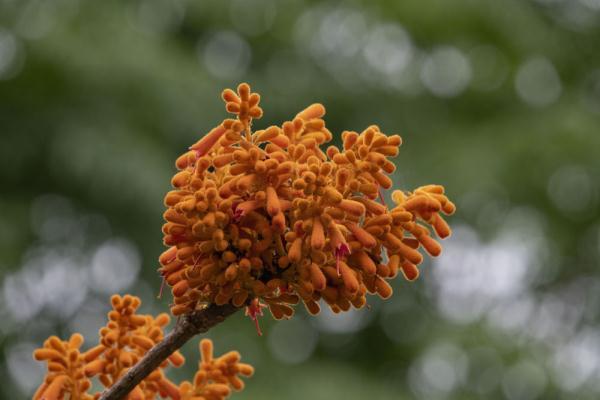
401, 261, 420, 281
296, 103, 326, 121
347, 223, 377, 248
189, 125, 227, 158
265, 186, 280, 216
311, 217, 325, 250
338, 199, 366, 216
309, 262, 327, 291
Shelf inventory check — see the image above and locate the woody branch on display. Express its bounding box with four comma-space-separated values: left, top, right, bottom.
98, 303, 239, 400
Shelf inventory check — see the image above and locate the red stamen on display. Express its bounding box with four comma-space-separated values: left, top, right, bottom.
157, 276, 166, 299
378, 189, 387, 207
334, 243, 351, 276
232, 203, 245, 223
245, 298, 267, 336
253, 316, 262, 337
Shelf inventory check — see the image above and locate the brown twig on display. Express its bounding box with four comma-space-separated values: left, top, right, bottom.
98, 303, 240, 400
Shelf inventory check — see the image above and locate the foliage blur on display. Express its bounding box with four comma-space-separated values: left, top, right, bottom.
1, 0, 600, 399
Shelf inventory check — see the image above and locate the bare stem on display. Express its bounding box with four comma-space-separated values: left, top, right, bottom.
98, 303, 240, 400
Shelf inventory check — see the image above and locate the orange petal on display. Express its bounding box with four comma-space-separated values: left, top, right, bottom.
311, 218, 325, 250
309, 263, 327, 291
350, 251, 377, 275
432, 214, 451, 238
375, 277, 393, 299
338, 199, 366, 216
265, 186, 280, 217
347, 223, 377, 248
288, 237, 303, 263
339, 262, 359, 294
189, 125, 227, 157
295, 103, 325, 121
419, 234, 442, 256
401, 261, 420, 281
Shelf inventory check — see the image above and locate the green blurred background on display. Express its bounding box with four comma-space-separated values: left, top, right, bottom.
1, 0, 600, 399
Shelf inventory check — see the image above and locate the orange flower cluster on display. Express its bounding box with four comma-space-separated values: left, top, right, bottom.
33, 333, 93, 400
179, 339, 254, 400
33, 295, 252, 400
84, 295, 184, 399
160, 83, 454, 332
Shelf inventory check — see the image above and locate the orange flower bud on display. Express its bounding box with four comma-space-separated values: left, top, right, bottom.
338, 199, 366, 216
432, 214, 451, 238
309, 263, 327, 291
265, 186, 280, 216
350, 251, 377, 275
189, 125, 227, 157
401, 261, 420, 281
375, 277, 393, 299
347, 223, 377, 248
339, 262, 359, 294
296, 103, 325, 121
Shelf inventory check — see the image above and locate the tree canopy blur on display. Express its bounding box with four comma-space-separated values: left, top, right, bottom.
1, 0, 599, 399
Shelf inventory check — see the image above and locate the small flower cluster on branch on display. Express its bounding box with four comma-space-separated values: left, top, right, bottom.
160, 83, 455, 332
33, 333, 92, 400
33, 295, 252, 400
179, 339, 253, 400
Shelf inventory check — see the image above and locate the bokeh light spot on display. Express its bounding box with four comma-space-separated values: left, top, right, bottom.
502, 360, 547, 400
5, 342, 45, 395
409, 343, 468, 397
314, 302, 372, 334
90, 238, 141, 294
551, 328, 600, 391
421, 46, 472, 98
201, 31, 251, 80
582, 69, 600, 114
469, 44, 509, 91
267, 317, 318, 364
547, 164, 597, 215
135, 0, 185, 35
230, 0, 276, 36
515, 57, 562, 107
363, 23, 413, 77
0, 29, 20, 80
